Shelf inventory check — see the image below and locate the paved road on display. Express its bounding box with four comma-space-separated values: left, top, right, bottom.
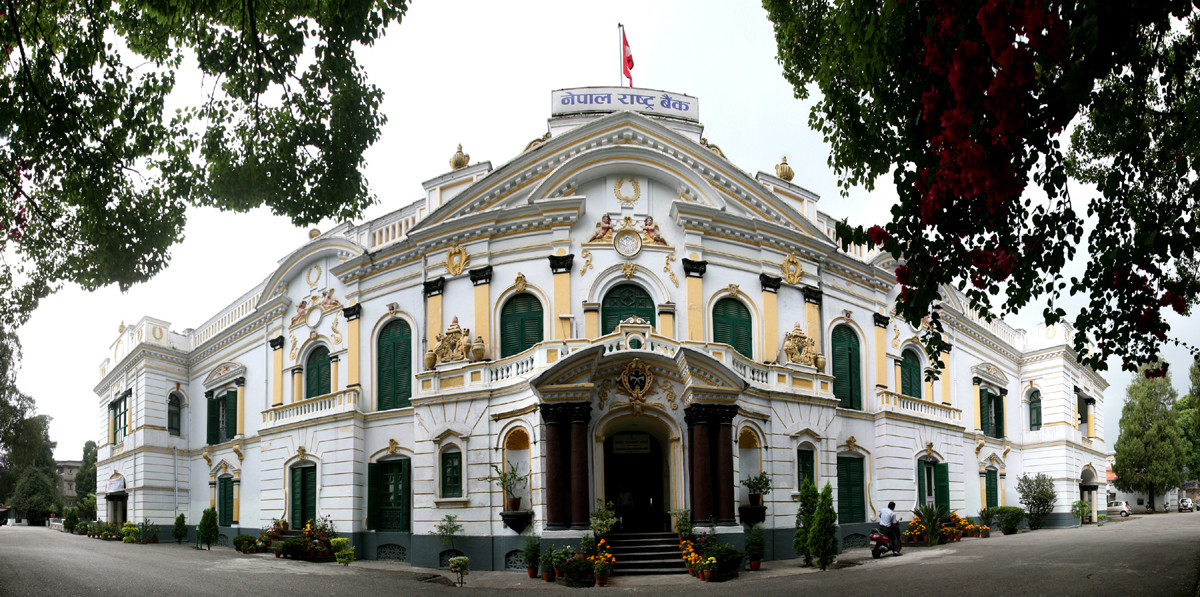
2, 513, 1197, 596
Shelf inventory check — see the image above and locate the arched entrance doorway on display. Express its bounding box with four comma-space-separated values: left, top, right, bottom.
602, 416, 671, 532
1080, 467, 1098, 523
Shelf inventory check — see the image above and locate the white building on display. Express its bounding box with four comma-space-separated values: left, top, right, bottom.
93, 86, 1109, 568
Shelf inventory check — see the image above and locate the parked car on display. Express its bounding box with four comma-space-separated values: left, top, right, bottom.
1179, 498, 1194, 512
1108, 500, 1132, 517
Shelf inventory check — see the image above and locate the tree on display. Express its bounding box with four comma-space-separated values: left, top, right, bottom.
1016, 472, 1057, 530
76, 493, 96, 522
1113, 362, 1187, 509
0, 328, 32, 451
9, 466, 61, 524
75, 440, 97, 501
0, 413, 57, 501
1172, 358, 1200, 484
173, 513, 188, 544
763, 0, 1200, 376
807, 482, 839, 571
793, 476, 819, 565
198, 507, 219, 549
0, 1, 410, 330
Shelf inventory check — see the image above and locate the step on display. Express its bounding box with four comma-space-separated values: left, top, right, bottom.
614, 551, 683, 562
609, 537, 680, 548
609, 531, 677, 540
614, 567, 690, 576
616, 558, 687, 570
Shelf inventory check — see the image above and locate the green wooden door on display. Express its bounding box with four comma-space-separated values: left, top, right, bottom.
712, 298, 753, 359
601, 284, 655, 333
986, 469, 999, 508
218, 477, 233, 526
378, 320, 412, 410
917, 460, 928, 505
306, 346, 331, 399
837, 456, 865, 523
500, 293, 544, 357
291, 466, 317, 527
901, 350, 921, 399
935, 463, 950, 509
368, 459, 410, 532
832, 326, 862, 410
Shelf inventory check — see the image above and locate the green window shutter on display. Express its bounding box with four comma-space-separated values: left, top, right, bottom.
601, 284, 655, 334
935, 463, 950, 509
832, 327, 851, 408
378, 320, 412, 410
837, 456, 863, 523
901, 350, 921, 399
218, 478, 233, 526
501, 293, 544, 358
224, 390, 237, 441
306, 346, 331, 399
291, 468, 303, 528
917, 460, 927, 505
442, 451, 462, 498
979, 389, 991, 436
1030, 392, 1042, 431
798, 448, 815, 487
994, 393, 1005, 438
206, 396, 218, 445
303, 467, 317, 523
168, 397, 180, 436
400, 459, 412, 532
367, 462, 380, 531
379, 328, 396, 411
713, 298, 752, 359
986, 469, 998, 508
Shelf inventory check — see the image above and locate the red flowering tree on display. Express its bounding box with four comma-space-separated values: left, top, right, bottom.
764, 0, 1198, 374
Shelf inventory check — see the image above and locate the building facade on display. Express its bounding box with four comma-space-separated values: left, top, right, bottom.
93, 87, 1109, 569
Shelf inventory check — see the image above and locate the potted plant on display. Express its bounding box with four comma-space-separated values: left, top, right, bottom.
741, 472, 772, 506
448, 556, 470, 587
593, 549, 615, 586
1070, 499, 1092, 526
521, 536, 540, 578
1097, 513, 1107, 526
669, 508, 693, 541
745, 523, 765, 571
539, 546, 556, 582
486, 463, 529, 512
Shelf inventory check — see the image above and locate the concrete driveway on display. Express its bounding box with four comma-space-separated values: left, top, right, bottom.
1, 512, 1196, 596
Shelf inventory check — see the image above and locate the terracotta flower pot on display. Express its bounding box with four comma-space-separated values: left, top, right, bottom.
275, 552, 281, 558
527, 567, 537, 578
543, 572, 555, 583
749, 493, 762, 506
749, 560, 761, 571
507, 497, 522, 511
703, 570, 714, 581
596, 575, 609, 586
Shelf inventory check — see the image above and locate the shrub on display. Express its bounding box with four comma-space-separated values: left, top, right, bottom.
281, 536, 308, 558
123, 536, 137, 544
704, 543, 744, 581
539, 546, 556, 574
521, 535, 540, 569
1070, 500, 1092, 525
198, 507, 219, 549
669, 508, 693, 541
336, 548, 356, 566
741, 472, 773, 496
1016, 473, 1057, 530
562, 554, 593, 587
122, 522, 140, 539
172, 514, 187, 543
976, 507, 998, 529
448, 556, 470, 587
330, 537, 350, 552
430, 514, 462, 548
807, 483, 839, 571
745, 524, 765, 561
64, 508, 79, 533
233, 534, 257, 552
913, 504, 949, 545
589, 500, 617, 538
794, 476, 818, 565
996, 506, 1025, 535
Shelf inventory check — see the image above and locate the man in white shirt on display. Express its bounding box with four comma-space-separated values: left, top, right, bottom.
879, 501, 901, 555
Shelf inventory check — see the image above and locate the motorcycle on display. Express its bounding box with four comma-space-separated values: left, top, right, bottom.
869, 525, 900, 559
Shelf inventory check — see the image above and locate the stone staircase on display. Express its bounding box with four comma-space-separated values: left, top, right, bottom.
608, 531, 686, 576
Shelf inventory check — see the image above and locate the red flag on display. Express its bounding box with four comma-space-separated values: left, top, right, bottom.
622, 29, 634, 87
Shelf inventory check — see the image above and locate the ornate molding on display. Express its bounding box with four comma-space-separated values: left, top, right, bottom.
781, 254, 804, 284
514, 273, 527, 292
683, 403, 738, 425
444, 244, 469, 276
616, 358, 657, 416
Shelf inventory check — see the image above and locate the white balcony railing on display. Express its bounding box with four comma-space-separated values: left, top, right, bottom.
877, 389, 963, 426
261, 388, 360, 429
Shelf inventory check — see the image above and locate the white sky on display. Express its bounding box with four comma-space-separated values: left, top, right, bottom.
17, 0, 1198, 461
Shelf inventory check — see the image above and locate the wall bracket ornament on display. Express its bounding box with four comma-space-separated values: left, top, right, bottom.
297, 446, 308, 460
616, 358, 657, 416
621, 263, 637, 279
445, 245, 469, 276
387, 438, 401, 455
580, 249, 593, 277
664, 254, 678, 287
781, 254, 804, 284
201, 447, 212, 468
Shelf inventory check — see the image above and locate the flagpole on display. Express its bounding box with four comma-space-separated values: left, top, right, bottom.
618, 23, 623, 87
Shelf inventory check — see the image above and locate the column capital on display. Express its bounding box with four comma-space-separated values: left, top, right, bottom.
1084, 397, 1096, 405
234, 377, 245, 387
548, 254, 575, 274
682, 258, 707, 278
759, 273, 782, 293
1000, 388, 1009, 396
342, 304, 362, 321
268, 335, 285, 350
469, 265, 493, 286
972, 376, 983, 386
329, 355, 339, 362
873, 313, 891, 328
802, 287, 823, 304
539, 402, 578, 425
291, 366, 305, 375
204, 390, 214, 400
423, 277, 445, 297
684, 403, 738, 425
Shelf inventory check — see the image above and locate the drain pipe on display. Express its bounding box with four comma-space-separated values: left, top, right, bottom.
173, 447, 178, 515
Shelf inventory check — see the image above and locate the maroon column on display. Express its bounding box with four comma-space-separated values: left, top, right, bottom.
570, 403, 593, 529
540, 404, 568, 529
716, 416, 735, 524
686, 411, 696, 519
691, 414, 712, 522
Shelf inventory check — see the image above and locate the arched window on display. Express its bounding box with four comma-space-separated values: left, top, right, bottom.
601, 284, 655, 333
378, 320, 412, 411
900, 349, 922, 399
306, 346, 331, 399
1029, 390, 1042, 431
837, 455, 866, 523
713, 298, 753, 359
916, 459, 949, 508
440, 446, 463, 498
500, 293, 544, 357
797, 445, 816, 488
503, 428, 532, 507
738, 427, 761, 503
168, 394, 182, 436
831, 326, 862, 410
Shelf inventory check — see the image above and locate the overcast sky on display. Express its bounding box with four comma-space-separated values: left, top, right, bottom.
17, 0, 1198, 461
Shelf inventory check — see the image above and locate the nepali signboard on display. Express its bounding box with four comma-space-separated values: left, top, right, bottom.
552, 87, 699, 123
